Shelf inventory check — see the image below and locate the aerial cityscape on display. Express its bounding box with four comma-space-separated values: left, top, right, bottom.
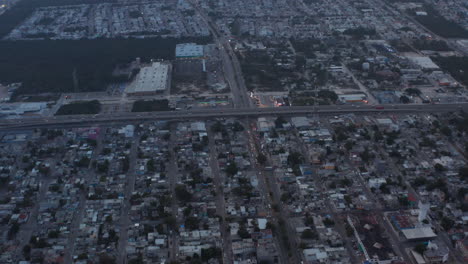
0, 0, 467, 264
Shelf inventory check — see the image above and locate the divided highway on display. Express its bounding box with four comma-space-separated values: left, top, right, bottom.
1, 103, 467, 130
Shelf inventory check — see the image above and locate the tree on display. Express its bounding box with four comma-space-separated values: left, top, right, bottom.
345, 223, 354, 237
414, 243, 427, 255
405, 88, 421, 96
360, 147, 373, 164
434, 163, 445, 172
275, 116, 287, 128
459, 167, 468, 181
201, 247, 222, 262
211, 121, 225, 133
76, 156, 90, 167
301, 229, 317, 239
165, 215, 176, 230
318, 90, 338, 102
440, 126, 452, 137
287, 152, 303, 166
97, 160, 109, 173
175, 185, 192, 203
323, 218, 335, 227
237, 225, 251, 239
121, 155, 130, 173
441, 216, 454, 231
99, 254, 116, 264
147, 159, 155, 172
7, 222, 20, 240
257, 153, 267, 165
344, 140, 354, 151
232, 121, 244, 132
400, 95, 410, 104
56, 100, 101, 115
22, 245, 31, 259
266, 221, 276, 231
48, 230, 60, 238
225, 162, 238, 176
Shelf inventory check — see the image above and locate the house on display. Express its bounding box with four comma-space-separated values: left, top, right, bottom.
423, 241, 449, 263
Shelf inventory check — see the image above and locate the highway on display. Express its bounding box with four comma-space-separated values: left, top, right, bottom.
189, 0, 252, 109
1, 103, 467, 130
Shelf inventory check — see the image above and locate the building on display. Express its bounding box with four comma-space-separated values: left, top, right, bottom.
176, 43, 204, 58
125, 62, 171, 96
401, 227, 437, 241
406, 55, 440, 70
256, 238, 278, 263
423, 241, 449, 263
338, 93, 368, 103
455, 238, 468, 261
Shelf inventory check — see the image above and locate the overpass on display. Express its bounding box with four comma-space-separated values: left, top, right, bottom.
1, 103, 467, 130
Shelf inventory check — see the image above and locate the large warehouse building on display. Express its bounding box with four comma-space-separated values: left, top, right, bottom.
175, 43, 204, 58
125, 62, 171, 96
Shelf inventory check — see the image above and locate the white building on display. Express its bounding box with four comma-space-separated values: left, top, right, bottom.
176, 43, 204, 58
126, 62, 171, 95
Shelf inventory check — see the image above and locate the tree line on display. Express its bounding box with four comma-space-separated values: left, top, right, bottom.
0, 36, 211, 97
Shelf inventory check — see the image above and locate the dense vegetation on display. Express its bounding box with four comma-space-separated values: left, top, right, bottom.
413, 6, 468, 38
131, 99, 172, 112
343, 27, 377, 38
412, 39, 451, 51
433, 56, 468, 86
0, 37, 211, 96
55, 100, 101, 115
0, 0, 211, 97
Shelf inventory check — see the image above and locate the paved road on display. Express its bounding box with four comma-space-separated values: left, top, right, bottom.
207, 126, 233, 264
1, 103, 467, 130
244, 119, 292, 264
64, 130, 105, 263
189, 0, 252, 109
116, 132, 141, 264
292, 127, 361, 263
167, 124, 180, 262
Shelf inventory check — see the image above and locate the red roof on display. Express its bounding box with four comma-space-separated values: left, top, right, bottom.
407, 193, 417, 202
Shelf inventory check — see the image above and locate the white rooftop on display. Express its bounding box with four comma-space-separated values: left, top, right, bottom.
407, 55, 439, 70
176, 43, 204, 57
401, 227, 437, 240
126, 62, 169, 94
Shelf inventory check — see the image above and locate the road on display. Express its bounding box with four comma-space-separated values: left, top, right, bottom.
207, 125, 233, 264
64, 129, 105, 263
2, 103, 467, 131
291, 128, 359, 263
243, 119, 293, 264
377, 0, 467, 56
188, 0, 252, 109
167, 124, 180, 262
380, 146, 465, 264
116, 132, 141, 264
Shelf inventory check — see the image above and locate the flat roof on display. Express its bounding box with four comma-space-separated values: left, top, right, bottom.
176, 43, 204, 57
126, 62, 169, 94
401, 227, 437, 240
407, 56, 439, 69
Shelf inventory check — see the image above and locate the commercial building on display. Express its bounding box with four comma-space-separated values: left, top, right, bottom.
125, 62, 171, 96
406, 55, 440, 70
338, 93, 368, 103
176, 43, 204, 58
